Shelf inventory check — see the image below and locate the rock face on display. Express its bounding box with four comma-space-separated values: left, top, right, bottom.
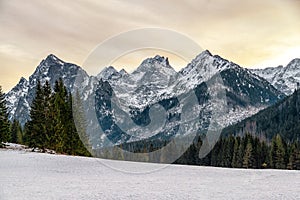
93, 51, 284, 146
5, 54, 89, 126
222, 89, 300, 142
250, 58, 300, 95
5, 50, 285, 148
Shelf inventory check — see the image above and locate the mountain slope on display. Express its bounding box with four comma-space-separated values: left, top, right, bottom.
251, 58, 300, 95
5, 51, 285, 148
222, 89, 300, 142
94, 51, 284, 146
5, 54, 89, 126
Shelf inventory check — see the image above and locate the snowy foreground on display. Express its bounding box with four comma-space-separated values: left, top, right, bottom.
0, 150, 299, 200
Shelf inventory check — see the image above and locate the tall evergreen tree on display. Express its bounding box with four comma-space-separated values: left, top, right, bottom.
260, 141, 269, 168
25, 81, 46, 150
43, 81, 54, 148
73, 90, 91, 153
51, 79, 90, 156
52, 79, 68, 153
243, 140, 253, 168
10, 119, 23, 144
270, 134, 286, 169
287, 142, 300, 170
231, 137, 240, 168
0, 86, 10, 145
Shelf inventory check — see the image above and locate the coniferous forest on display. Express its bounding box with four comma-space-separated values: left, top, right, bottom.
174, 134, 300, 170
0, 80, 90, 156
1, 80, 300, 170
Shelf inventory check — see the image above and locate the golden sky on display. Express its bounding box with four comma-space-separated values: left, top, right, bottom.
0, 0, 300, 92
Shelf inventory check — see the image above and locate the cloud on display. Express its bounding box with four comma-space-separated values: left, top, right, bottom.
0, 0, 299, 91
0, 44, 30, 58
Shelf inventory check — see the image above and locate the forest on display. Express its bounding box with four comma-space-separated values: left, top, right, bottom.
0, 80, 90, 156
0, 80, 299, 170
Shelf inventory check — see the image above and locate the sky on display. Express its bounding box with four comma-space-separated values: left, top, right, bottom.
0, 0, 299, 92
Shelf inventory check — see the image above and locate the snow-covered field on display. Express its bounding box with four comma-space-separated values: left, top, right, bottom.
0, 149, 299, 200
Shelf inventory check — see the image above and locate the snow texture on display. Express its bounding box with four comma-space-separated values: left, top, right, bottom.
0, 150, 299, 200
250, 59, 300, 95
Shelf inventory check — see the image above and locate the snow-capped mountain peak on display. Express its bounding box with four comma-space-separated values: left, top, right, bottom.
139, 55, 171, 69
97, 66, 121, 80
127, 55, 177, 87
250, 58, 300, 95
18, 77, 28, 85
39, 54, 65, 69
5, 54, 89, 126
286, 58, 300, 71
5, 51, 287, 148
5, 77, 29, 122
119, 69, 128, 76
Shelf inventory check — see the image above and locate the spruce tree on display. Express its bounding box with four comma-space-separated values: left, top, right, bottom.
43, 81, 53, 148
287, 142, 300, 170
270, 134, 286, 169
0, 86, 10, 146
51, 79, 90, 156
243, 140, 253, 168
260, 141, 269, 168
10, 119, 23, 144
231, 137, 240, 168
73, 90, 91, 153
25, 81, 46, 150
236, 138, 245, 168
52, 79, 68, 153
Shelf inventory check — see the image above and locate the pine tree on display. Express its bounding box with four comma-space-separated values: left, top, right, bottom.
231, 137, 240, 168
43, 81, 54, 148
236, 138, 245, 168
270, 134, 286, 169
10, 119, 23, 144
73, 90, 91, 153
25, 81, 46, 150
65, 91, 90, 156
52, 79, 68, 153
0, 86, 10, 145
260, 141, 269, 168
243, 140, 253, 168
287, 142, 300, 170
51, 79, 90, 156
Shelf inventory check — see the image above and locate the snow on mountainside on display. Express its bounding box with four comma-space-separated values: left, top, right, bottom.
250, 58, 300, 95
94, 50, 283, 146
5, 77, 29, 123
5, 54, 89, 126
105, 55, 177, 109
5, 50, 285, 148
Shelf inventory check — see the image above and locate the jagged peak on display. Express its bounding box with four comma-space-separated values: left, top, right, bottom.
45, 54, 64, 63
18, 77, 28, 85
287, 58, 300, 67
199, 50, 212, 57
103, 66, 118, 73
19, 77, 27, 82
191, 50, 214, 64
119, 69, 128, 75
140, 55, 170, 68
97, 66, 120, 80
38, 54, 65, 68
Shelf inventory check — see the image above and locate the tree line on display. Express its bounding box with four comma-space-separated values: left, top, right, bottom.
96, 132, 300, 170
0, 80, 90, 156
175, 133, 300, 170
1, 82, 300, 170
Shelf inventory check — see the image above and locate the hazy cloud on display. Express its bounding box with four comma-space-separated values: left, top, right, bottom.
0, 0, 299, 91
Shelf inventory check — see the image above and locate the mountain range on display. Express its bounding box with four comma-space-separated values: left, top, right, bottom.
251, 58, 300, 95
5, 50, 299, 148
